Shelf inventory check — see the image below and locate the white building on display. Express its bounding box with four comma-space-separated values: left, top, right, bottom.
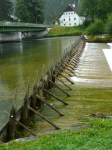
59, 4, 85, 26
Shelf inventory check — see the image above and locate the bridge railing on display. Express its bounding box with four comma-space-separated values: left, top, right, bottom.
0, 21, 50, 28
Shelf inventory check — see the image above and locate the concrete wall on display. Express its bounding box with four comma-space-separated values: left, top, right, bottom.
0, 32, 22, 43
0, 28, 49, 43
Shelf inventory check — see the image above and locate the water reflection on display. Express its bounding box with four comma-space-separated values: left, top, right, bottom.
0, 36, 79, 129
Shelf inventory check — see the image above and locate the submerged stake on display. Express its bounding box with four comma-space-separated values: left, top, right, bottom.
43, 89, 68, 105
52, 75, 72, 90
49, 80, 70, 97
28, 106, 60, 130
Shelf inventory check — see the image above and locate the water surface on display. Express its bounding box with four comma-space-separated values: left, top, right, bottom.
0, 36, 79, 129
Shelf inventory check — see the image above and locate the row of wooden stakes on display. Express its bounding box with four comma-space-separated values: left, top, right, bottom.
0, 35, 85, 143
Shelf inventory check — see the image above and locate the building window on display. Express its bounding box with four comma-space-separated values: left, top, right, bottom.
64, 19, 65, 21
69, 13, 70, 15
74, 18, 76, 20
69, 18, 70, 21
69, 23, 71, 26
74, 23, 76, 25
64, 24, 65, 26
74, 12, 75, 14
66, 13, 67, 15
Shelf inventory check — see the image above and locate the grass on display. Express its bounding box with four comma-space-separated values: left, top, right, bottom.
1, 118, 112, 149
44, 26, 85, 37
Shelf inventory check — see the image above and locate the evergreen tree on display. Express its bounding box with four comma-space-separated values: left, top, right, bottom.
0, 0, 13, 21
15, 0, 45, 23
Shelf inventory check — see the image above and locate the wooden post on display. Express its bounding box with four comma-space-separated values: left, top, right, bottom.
36, 94, 64, 116
6, 88, 17, 141
28, 106, 60, 130
15, 120, 37, 136
49, 80, 71, 97
56, 70, 74, 84
20, 78, 30, 124
30, 70, 39, 109
60, 67, 73, 77
43, 89, 68, 105
62, 64, 75, 75
52, 74, 72, 90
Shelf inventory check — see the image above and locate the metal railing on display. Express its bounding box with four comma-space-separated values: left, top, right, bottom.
0, 21, 50, 28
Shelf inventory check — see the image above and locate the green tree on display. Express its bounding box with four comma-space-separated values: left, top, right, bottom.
105, 13, 112, 35
79, 0, 112, 23
96, 0, 112, 22
15, 0, 45, 23
0, 0, 13, 21
86, 19, 105, 36
79, 0, 97, 22
51, 14, 59, 24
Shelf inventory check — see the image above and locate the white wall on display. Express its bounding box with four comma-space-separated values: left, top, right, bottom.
59, 11, 85, 26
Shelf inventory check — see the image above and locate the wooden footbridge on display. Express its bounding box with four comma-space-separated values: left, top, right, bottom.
0, 21, 50, 32
0, 35, 85, 143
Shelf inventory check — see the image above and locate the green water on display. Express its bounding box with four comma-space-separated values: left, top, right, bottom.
0, 36, 79, 129
29, 84, 112, 136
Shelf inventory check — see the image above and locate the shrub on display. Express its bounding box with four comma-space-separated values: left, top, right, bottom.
83, 19, 91, 28
86, 19, 105, 36
105, 13, 112, 35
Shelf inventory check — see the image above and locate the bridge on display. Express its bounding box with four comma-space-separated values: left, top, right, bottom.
0, 21, 50, 32
0, 21, 51, 42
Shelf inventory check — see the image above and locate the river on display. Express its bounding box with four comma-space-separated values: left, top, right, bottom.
0, 36, 80, 130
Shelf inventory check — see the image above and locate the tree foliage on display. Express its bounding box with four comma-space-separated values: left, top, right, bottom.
15, 0, 45, 23
105, 13, 112, 35
51, 14, 59, 24
79, 0, 112, 22
86, 19, 105, 36
0, 0, 13, 21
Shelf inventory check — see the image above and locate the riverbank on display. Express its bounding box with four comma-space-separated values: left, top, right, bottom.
44, 26, 84, 37
1, 118, 112, 149
86, 35, 112, 43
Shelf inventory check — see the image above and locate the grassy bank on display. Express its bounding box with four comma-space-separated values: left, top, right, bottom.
1, 85, 112, 149
44, 26, 85, 37
1, 118, 112, 149
86, 35, 112, 43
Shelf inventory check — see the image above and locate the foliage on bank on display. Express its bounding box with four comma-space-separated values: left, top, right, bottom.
86, 19, 105, 36
45, 26, 84, 37
1, 118, 112, 149
86, 35, 112, 43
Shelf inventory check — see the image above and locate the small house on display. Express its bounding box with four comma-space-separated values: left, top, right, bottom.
59, 4, 85, 26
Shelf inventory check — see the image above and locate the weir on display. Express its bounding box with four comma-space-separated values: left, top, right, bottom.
0, 35, 85, 143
